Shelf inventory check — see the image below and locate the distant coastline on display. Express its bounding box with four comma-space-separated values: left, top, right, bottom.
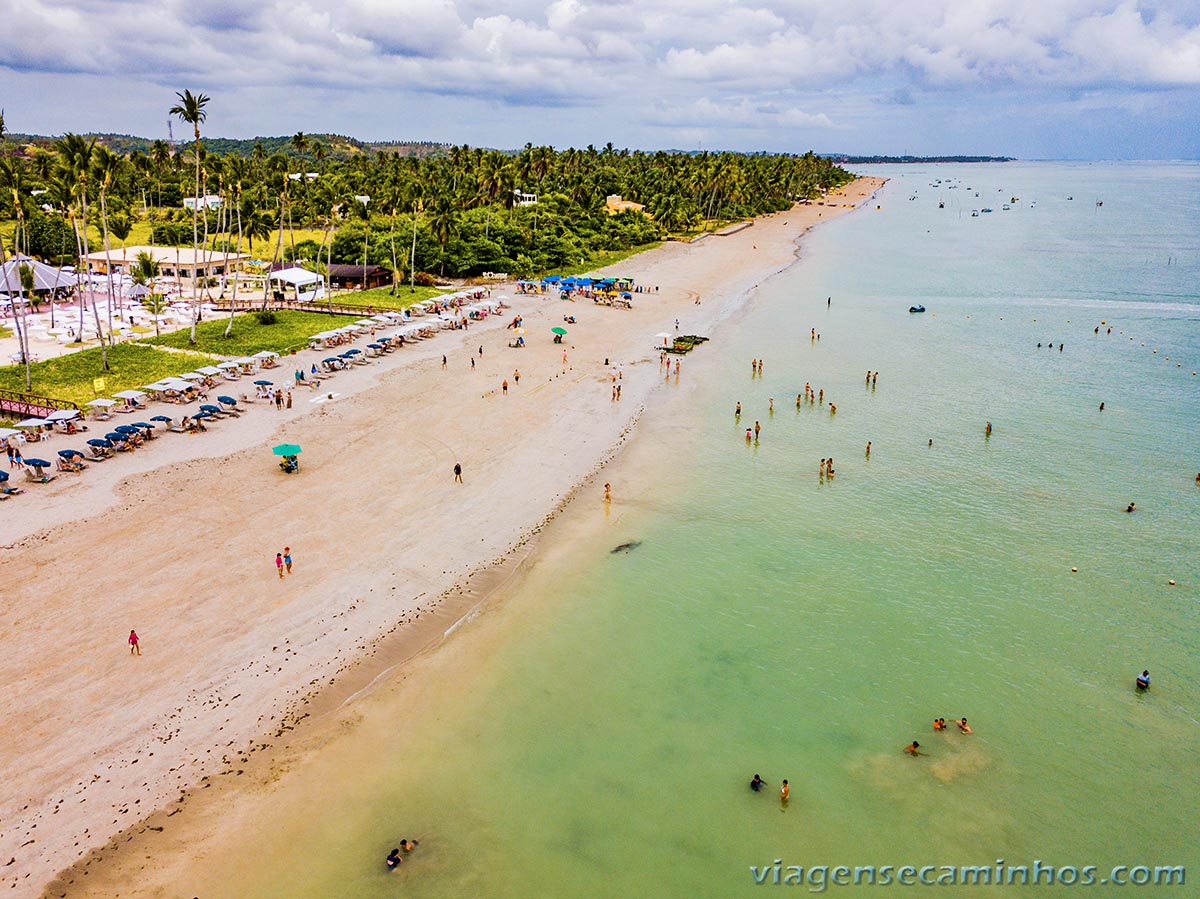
828, 154, 1016, 164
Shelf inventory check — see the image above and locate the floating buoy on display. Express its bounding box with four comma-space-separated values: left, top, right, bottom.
1168, 580, 1176, 586
1071, 567, 1078, 573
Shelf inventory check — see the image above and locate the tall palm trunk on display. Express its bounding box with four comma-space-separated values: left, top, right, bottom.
77, 187, 110, 369
224, 189, 243, 336
98, 187, 117, 344
264, 196, 285, 311
189, 151, 200, 344
388, 208, 399, 295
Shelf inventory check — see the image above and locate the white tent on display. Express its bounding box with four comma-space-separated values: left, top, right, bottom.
269, 267, 321, 286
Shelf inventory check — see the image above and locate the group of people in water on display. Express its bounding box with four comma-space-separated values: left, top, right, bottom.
385, 838, 420, 871
905, 718, 973, 756
749, 773, 789, 804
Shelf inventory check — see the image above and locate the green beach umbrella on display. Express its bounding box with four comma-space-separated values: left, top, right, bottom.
551, 327, 568, 335
272, 443, 302, 456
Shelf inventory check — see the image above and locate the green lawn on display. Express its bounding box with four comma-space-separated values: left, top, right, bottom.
0, 343, 217, 411
327, 284, 453, 311
141, 310, 360, 357
552, 242, 662, 278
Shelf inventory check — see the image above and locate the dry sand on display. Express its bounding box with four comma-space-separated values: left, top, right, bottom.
0, 178, 884, 898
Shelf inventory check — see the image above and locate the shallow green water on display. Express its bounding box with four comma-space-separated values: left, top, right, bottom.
221, 163, 1199, 898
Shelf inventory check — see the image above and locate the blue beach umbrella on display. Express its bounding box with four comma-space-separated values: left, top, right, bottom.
115, 424, 139, 434
0, 470, 8, 483
133, 422, 155, 430
105, 432, 127, 442
150, 415, 173, 423
254, 379, 273, 386
24, 458, 51, 468
200, 404, 222, 413
88, 438, 112, 448
58, 449, 84, 459
192, 410, 213, 419
323, 357, 339, 364
217, 395, 237, 405
367, 343, 382, 349
344, 348, 361, 355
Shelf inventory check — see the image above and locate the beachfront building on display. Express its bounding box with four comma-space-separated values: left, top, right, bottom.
327, 264, 392, 291
605, 194, 646, 214
513, 189, 538, 207
182, 195, 223, 210
81, 246, 252, 280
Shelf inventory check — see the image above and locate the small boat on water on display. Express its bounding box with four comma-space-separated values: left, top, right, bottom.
909, 305, 927, 313
971, 210, 980, 217
1002, 204, 1011, 210
981, 207, 994, 213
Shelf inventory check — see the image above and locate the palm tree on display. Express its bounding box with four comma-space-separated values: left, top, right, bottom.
222, 157, 250, 336
429, 194, 455, 276
15, 263, 35, 388
129, 250, 162, 336
353, 195, 371, 290
56, 133, 109, 369
92, 144, 124, 342
168, 89, 210, 345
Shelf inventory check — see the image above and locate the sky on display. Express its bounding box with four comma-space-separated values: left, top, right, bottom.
2, 0, 1199, 159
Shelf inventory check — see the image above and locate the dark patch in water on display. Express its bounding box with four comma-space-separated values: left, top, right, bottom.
611, 541, 642, 554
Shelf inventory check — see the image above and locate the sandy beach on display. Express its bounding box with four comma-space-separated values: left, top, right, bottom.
0, 178, 883, 899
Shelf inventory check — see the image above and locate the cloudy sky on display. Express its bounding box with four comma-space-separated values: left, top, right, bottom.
2, 0, 1199, 158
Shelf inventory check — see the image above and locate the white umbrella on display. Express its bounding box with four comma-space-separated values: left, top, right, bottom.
197, 365, 222, 376
113, 389, 147, 401
0, 427, 20, 440
16, 418, 49, 428
87, 398, 117, 408
45, 409, 80, 422
216, 361, 239, 370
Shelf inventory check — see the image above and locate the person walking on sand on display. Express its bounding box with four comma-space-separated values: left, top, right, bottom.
284, 547, 293, 575
286, 390, 293, 410
128, 629, 140, 656
442, 354, 447, 369
454, 462, 463, 483
502, 379, 508, 395
604, 482, 612, 501
274, 389, 283, 411
479, 345, 484, 357
513, 369, 520, 385
470, 357, 475, 370
276, 552, 285, 579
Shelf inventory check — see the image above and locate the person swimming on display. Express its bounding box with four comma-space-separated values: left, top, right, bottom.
1126, 502, 1136, 513
933, 718, 946, 731
750, 774, 766, 792
386, 848, 402, 870
905, 741, 922, 756
1136, 670, 1150, 690
956, 718, 972, 734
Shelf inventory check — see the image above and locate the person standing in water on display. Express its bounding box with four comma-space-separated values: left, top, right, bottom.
905, 741, 923, 756
865, 441, 872, 458
985, 421, 992, 436
750, 774, 766, 792
1136, 670, 1151, 690
735, 402, 741, 417
780, 780, 790, 802
754, 421, 761, 440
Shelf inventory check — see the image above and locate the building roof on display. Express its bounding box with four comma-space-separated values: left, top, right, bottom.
327, 264, 390, 278
81, 246, 252, 266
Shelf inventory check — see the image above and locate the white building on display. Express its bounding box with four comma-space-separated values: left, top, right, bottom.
513, 190, 538, 207
183, 195, 223, 210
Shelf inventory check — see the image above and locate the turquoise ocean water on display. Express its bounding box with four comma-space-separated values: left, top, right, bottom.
210, 163, 1199, 898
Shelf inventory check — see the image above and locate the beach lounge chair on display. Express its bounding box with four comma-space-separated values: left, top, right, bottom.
86, 446, 111, 461
166, 422, 187, 433
24, 467, 57, 484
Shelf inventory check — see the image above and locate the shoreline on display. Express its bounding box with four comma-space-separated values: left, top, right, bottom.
1, 177, 885, 899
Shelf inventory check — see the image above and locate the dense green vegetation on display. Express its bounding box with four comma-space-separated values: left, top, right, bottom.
142, 311, 360, 356
0, 343, 216, 411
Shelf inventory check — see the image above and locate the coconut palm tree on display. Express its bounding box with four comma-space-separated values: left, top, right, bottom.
55, 133, 109, 369
92, 144, 124, 342
168, 89, 210, 344
222, 156, 250, 336
14, 263, 35, 388
129, 250, 162, 336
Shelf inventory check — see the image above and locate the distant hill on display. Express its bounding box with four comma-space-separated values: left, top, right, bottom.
826, 154, 1015, 164
4, 133, 450, 161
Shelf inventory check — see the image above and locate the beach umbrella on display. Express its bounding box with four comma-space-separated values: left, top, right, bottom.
105, 432, 127, 442
0, 427, 20, 439
197, 365, 223, 376
217, 395, 237, 405
150, 415, 173, 423
216, 361, 239, 370
344, 348, 362, 355
114, 424, 139, 434
191, 410, 213, 420
254, 379, 273, 386
46, 409, 81, 422
272, 443, 302, 456
88, 438, 112, 448
551, 327, 568, 335
0, 470, 8, 482
24, 458, 51, 468
133, 421, 155, 429
17, 418, 49, 428
58, 449, 84, 459
87, 398, 116, 408
367, 343, 382, 349
323, 357, 339, 364
113, 389, 146, 401
200, 404, 222, 414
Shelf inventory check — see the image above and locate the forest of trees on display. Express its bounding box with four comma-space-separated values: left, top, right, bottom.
0, 102, 855, 286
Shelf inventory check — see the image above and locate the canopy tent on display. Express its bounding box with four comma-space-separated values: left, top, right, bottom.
269, 267, 324, 303
0, 255, 75, 293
